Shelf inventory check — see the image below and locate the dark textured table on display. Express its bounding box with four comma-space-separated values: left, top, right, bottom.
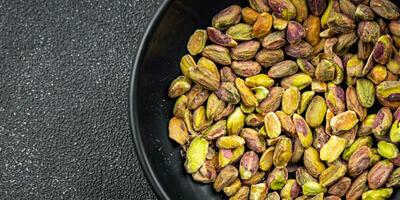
0, 0, 163, 199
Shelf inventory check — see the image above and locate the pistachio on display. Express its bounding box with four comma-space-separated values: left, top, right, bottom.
214, 165, 239, 192
266, 192, 280, 200
207, 27, 238, 47
205, 120, 227, 140
230, 186, 250, 200
325, 82, 346, 115
230, 41, 260, 61
357, 21, 380, 44
257, 87, 285, 114
346, 172, 368, 200
274, 137, 293, 167
371, 148, 383, 166
372, 107, 393, 136
339, 0, 356, 20
281, 179, 301, 200
293, 114, 314, 148
346, 55, 363, 78
334, 32, 358, 56
268, 0, 296, 20
250, 183, 268, 200
252, 86, 269, 102
297, 58, 316, 77
306, 95, 327, 127
245, 74, 275, 88
319, 164, 347, 187
311, 81, 327, 93
320, 0, 335, 29
325, 109, 335, 135
292, 136, 306, 163
216, 82, 240, 104
304, 15, 321, 46
330, 111, 359, 135
185, 136, 209, 173
212, 5, 242, 30
376, 81, 400, 109
307, 0, 327, 16
231, 145, 246, 164
348, 146, 372, 177
286, 21, 306, 44
173, 95, 188, 118
367, 65, 387, 85
264, 112, 282, 138
236, 78, 258, 107
386, 167, 400, 187
327, 12, 356, 34
180, 54, 196, 77
168, 76, 191, 98
276, 111, 296, 136
296, 167, 318, 186
370, 0, 400, 20
368, 160, 394, 189
206, 93, 225, 120
243, 171, 266, 186
372, 35, 393, 65
362, 188, 393, 200
224, 179, 242, 197
226, 23, 253, 41
183, 109, 197, 135
281, 73, 313, 90
282, 86, 301, 116
319, 136, 347, 162
339, 124, 357, 147
227, 107, 245, 135
390, 108, 400, 142
242, 7, 260, 25
284, 41, 313, 58
315, 59, 336, 82
387, 53, 400, 75
304, 147, 326, 178
261, 31, 287, 50
392, 155, 400, 167
168, 117, 188, 145
323, 195, 340, 200
217, 135, 245, 149
241, 128, 266, 153
346, 86, 367, 121
390, 19, 400, 37
267, 167, 289, 190
268, 60, 299, 78
302, 181, 327, 196
297, 91, 315, 114
342, 136, 373, 160
358, 41, 373, 61
202, 45, 232, 65
192, 160, 217, 183
239, 151, 260, 180
255, 49, 285, 67
187, 29, 208, 56
327, 177, 351, 197
252, 13, 273, 39
219, 148, 234, 168
249, 0, 271, 13
231, 61, 262, 77
355, 4, 375, 21
259, 147, 274, 171
245, 113, 265, 127
311, 126, 329, 151
377, 141, 399, 159
291, 0, 308, 22
193, 106, 212, 131
358, 114, 376, 136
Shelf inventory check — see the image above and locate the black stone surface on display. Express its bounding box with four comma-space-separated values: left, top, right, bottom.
0, 0, 162, 199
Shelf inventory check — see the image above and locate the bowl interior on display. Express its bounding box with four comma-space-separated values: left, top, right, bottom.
130, 0, 400, 199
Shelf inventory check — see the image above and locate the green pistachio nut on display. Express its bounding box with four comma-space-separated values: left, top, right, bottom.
368, 160, 394, 189
251, 86, 269, 102
386, 167, 400, 187
250, 182, 268, 200
212, 5, 242, 30
376, 81, 400, 109
372, 107, 393, 136
226, 107, 245, 135
226, 23, 253, 41
264, 112, 282, 138
229, 186, 250, 200
367, 65, 387, 85
216, 82, 240, 104
230, 40, 260, 60
297, 91, 315, 114
357, 21, 380, 43
193, 106, 212, 131
259, 147, 274, 171
214, 165, 239, 192
293, 113, 313, 148
377, 141, 399, 159
187, 29, 208, 55
356, 78, 375, 108
276, 110, 296, 136
268, 60, 299, 78
370, 0, 400, 20
257, 87, 285, 114
168, 117, 188, 145
281, 73, 313, 90
185, 136, 209, 173
231, 60, 262, 77
239, 151, 259, 180
267, 167, 288, 190
256, 49, 285, 67
245, 74, 275, 88
327, 177, 352, 197
358, 114, 377, 136
319, 164, 347, 187
272, 14, 289, 30
273, 137, 293, 167
305, 95, 327, 127
346, 86, 367, 121
241, 128, 266, 153
205, 120, 227, 140
320, 136, 347, 162
348, 146, 372, 177
325, 82, 346, 115
296, 167, 317, 186
284, 41, 313, 58
206, 93, 225, 121
223, 179, 242, 197
188, 65, 220, 91
362, 188, 393, 200
372, 35, 393, 65
330, 111, 359, 135
173, 95, 188, 118
304, 147, 326, 178
342, 136, 373, 160
268, 0, 296, 20
281, 179, 301, 199
252, 12, 273, 38
168, 76, 191, 98
355, 4, 375, 21
236, 78, 258, 107
217, 135, 245, 149
282, 86, 301, 116
202, 44, 232, 65
311, 81, 327, 93
249, 0, 271, 13
302, 181, 327, 196
261, 31, 287, 50
180, 54, 196, 77
187, 84, 210, 110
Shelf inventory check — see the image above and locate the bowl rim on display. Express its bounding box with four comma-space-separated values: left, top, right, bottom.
128, 0, 172, 200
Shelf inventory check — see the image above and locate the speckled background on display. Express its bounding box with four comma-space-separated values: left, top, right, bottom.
0, 0, 163, 199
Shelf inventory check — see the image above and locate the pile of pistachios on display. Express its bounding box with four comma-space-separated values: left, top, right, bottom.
167, 0, 400, 199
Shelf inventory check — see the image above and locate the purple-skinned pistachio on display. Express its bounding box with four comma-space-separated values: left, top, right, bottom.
287, 21, 306, 44
207, 27, 238, 47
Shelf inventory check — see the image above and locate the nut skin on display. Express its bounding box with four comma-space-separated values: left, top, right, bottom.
187, 29, 208, 56
220, 67, 237, 83
348, 146, 372, 177
255, 49, 284, 67
214, 165, 239, 192
192, 160, 217, 183
231, 60, 262, 77
293, 113, 314, 148
239, 151, 260, 180
268, 0, 296, 20
276, 111, 296, 136
249, 0, 271, 13
297, 58, 316, 77
242, 7, 260, 25
287, 21, 306, 44
264, 112, 282, 138
226, 23, 253, 41
339, 0, 356, 20
355, 4, 375, 21
216, 82, 240, 104
292, 136, 305, 163
327, 12, 356, 34
305, 95, 327, 128
370, 0, 400, 20
291, 0, 308, 23
262, 31, 287, 50
313, 126, 330, 151
304, 15, 321, 46
372, 107, 393, 137
327, 177, 352, 197
325, 82, 346, 115
346, 86, 367, 121
236, 78, 258, 107
273, 137, 293, 167
207, 27, 238, 47
358, 40, 373, 61
245, 113, 264, 127
284, 41, 313, 58
334, 32, 358, 56
257, 87, 285, 114
367, 160, 394, 189
241, 128, 266, 153
372, 35, 393, 65
304, 147, 326, 178
307, 0, 327, 16
390, 19, 400, 37
268, 60, 299, 78
357, 21, 380, 43
346, 172, 368, 200
212, 5, 242, 30
342, 136, 373, 160
185, 136, 209, 173
204, 120, 227, 140
230, 41, 261, 61
267, 167, 289, 190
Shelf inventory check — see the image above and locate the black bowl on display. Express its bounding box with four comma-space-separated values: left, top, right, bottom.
129, 0, 400, 199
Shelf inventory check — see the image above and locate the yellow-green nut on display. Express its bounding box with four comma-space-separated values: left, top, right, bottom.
330, 111, 359, 135
302, 181, 327, 196
315, 59, 337, 82
252, 12, 273, 38
356, 78, 375, 108
236, 78, 258, 107
226, 23, 253, 41
264, 112, 282, 138
276, 111, 296, 136
216, 82, 240, 105
367, 65, 387, 85
313, 126, 330, 151
320, 136, 347, 162
230, 40, 260, 61
292, 136, 305, 163
180, 54, 196, 77
273, 137, 293, 167
187, 84, 210, 110
183, 109, 196, 135
280, 179, 301, 199
346, 54, 363, 78
372, 35, 393, 65
348, 146, 372, 177
320, 0, 334, 29
259, 147, 274, 171
297, 58, 316, 77
325, 82, 346, 115
193, 106, 212, 132
319, 164, 347, 187
358, 114, 377, 136
224, 179, 242, 197
211, 5, 242, 30
291, 0, 308, 22
206, 93, 225, 121
311, 81, 327, 93
281, 73, 313, 90
242, 171, 265, 186
197, 57, 220, 81
370, 0, 400, 20
387, 57, 400, 76
342, 136, 373, 161
227, 107, 245, 135
256, 49, 285, 67
251, 86, 269, 102
282, 86, 301, 116
338, 0, 356, 21
370, 148, 382, 166
390, 111, 400, 142
357, 21, 380, 43
202, 44, 232, 65
187, 29, 207, 56
257, 87, 285, 114
168, 117, 188, 145
173, 95, 188, 119
168, 76, 191, 98
386, 167, 400, 187
304, 147, 326, 178
230, 145, 245, 164
268, 60, 299, 78
293, 113, 313, 148
376, 81, 400, 109
297, 91, 316, 115
272, 14, 289, 30
250, 182, 268, 200
267, 167, 288, 190
377, 141, 399, 159
261, 31, 287, 50
245, 74, 275, 88
296, 167, 317, 186
355, 4, 375, 21
249, 0, 271, 13
245, 113, 264, 127
265, 192, 280, 200
217, 135, 245, 149
241, 128, 266, 153
240, 103, 255, 114
185, 136, 209, 173
219, 148, 234, 168
205, 120, 227, 140
305, 95, 327, 127
372, 107, 393, 136
230, 186, 250, 200
304, 15, 321, 46
214, 165, 239, 192
239, 151, 259, 180
346, 86, 367, 121
188, 65, 220, 91
335, 32, 358, 56
362, 188, 393, 200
